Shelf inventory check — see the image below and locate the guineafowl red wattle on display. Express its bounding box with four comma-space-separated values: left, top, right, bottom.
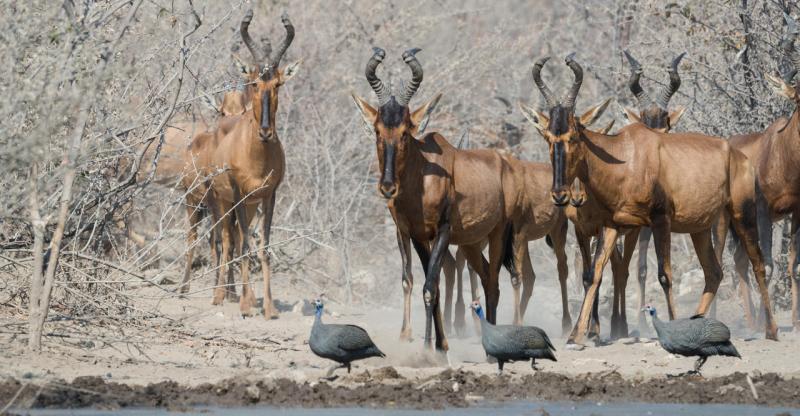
471, 301, 556, 373
643, 305, 740, 374
309, 299, 385, 375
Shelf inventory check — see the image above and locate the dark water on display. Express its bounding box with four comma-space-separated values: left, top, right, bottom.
17, 402, 799, 416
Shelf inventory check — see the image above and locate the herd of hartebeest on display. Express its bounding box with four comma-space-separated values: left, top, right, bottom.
143, 9, 800, 351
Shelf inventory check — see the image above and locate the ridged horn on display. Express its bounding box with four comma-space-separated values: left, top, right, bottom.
532, 56, 557, 108
397, 48, 423, 106
655, 52, 685, 109
623, 50, 651, 108
267, 12, 295, 77
365, 47, 390, 106
563, 52, 584, 109
240, 9, 262, 66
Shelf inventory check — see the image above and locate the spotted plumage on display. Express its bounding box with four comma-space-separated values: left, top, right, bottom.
309, 299, 385, 375
471, 301, 556, 373
644, 305, 740, 374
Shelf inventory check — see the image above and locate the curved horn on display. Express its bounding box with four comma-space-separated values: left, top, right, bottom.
268, 12, 295, 77
563, 52, 583, 109
397, 48, 423, 106
623, 50, 651, 108
655, 52, 685, 109
532, 56, 557, 108
365, 47, 390, 106
240, 9, 262, 65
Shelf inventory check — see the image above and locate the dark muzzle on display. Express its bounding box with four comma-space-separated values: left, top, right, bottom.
379, 144, 397, 199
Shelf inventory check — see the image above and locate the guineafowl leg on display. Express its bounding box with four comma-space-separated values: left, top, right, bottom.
652, 216, 678, 319
569, 226, 618, 344
397, 231, 414, 341
346, 363, 352, 374
693, 356, 708, 374
498, 360, 504, 374
531, 358, 539, 371
636, 227, 652, 333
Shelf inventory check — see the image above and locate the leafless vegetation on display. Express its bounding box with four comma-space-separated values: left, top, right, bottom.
0, 0, 798, 351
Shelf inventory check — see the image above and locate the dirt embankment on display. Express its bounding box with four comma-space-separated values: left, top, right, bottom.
2, 369, 799, 411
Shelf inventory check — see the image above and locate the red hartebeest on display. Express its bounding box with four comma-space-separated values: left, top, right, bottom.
352, 47, 527, 351
185, 9, 300, 318
619, 50, 688, 333
724, 13, 800, 330
521, 54, 777, 343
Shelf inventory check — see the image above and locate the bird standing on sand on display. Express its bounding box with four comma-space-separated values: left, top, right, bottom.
309, 298, 385, 375
642, 305, 741, 374
471, 300, 556, 373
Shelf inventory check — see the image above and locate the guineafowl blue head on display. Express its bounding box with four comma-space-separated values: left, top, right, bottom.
470, 300, 485, 320
314, 298, 323, 315
642, 304, 656, 316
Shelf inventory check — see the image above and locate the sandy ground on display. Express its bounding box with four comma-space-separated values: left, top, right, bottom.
1, 256, 800, 409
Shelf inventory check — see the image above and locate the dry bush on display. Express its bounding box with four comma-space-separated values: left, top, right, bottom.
1, 0, 798, 350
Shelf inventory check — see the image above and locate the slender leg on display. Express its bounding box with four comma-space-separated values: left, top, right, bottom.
611, 229, 638, 339
397, 230, 415, 341
730, 210, 778, 340
511, 233, 528, 326
569, 226, 618, 344
651, 216, 677, 320
453, 248, 467, 336
790, 212, 800, 330
418, 206, 452, 351
232, 183, 257, 316
575, 228, 600, 338
550, 218, 571, 334
636, 227, 652, 331
180, 199, 203, 294
756, 194, 774, 280
226, 223, 239, 302
709, 213, 729, 320
691, 230, 724, 318
257, 192, 278, 319
211, 200, 233, 306
733, 239, 757, 329
519, 248, 537, 325
442, 251, 456, 335
497, 360, 504, 374
485, 228, 507, 325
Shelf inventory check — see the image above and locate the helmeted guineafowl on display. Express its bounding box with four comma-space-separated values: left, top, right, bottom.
309, 299, 385, 375
643, 305, 740, 374
471, 301, 556, 373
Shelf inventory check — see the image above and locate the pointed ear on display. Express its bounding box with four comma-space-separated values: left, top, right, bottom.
668, 106, 686, 128
766, 73, 797, 100
351, 93, 377, 137
279, 60, 302, 85
621, 107, 641, 125
579, 98, 612, 126
519, 102, 549, 137
411, 92, 442, 136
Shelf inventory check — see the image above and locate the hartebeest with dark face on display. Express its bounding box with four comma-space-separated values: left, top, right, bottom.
353, 48, 525, 351
521, 54, 777, 343
725, 13, 800, 330
185, 9, 300, 318
620, 50, 687, 333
